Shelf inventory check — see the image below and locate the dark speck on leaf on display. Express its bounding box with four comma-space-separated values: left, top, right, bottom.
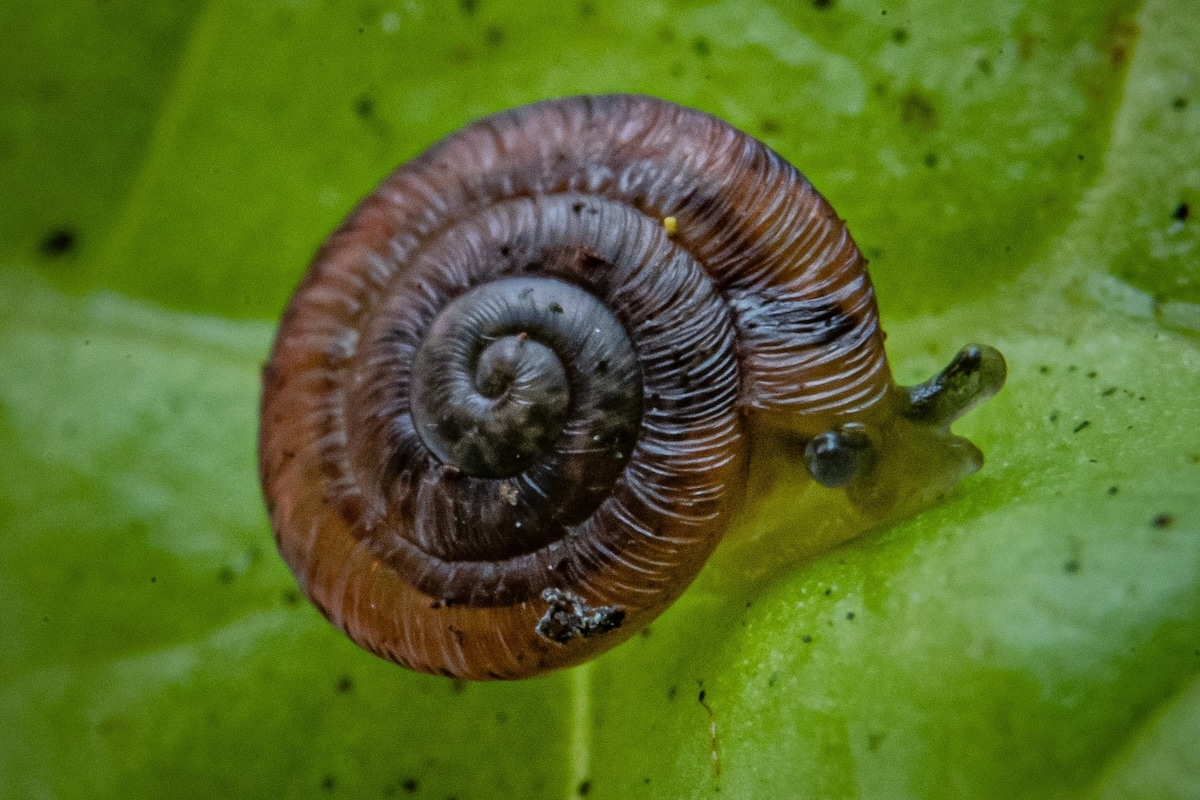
923, 152, 938, 168
801, 634, 813, 643
813, 0, 833, 8
1152, 513, 1174, 529
1064, 559, 1081, 574
891, 27, 909, 44
1172, 202, 1190, 222
458, 0, 478, 15
484, 24, 504, 46
760, 117, 782, 134
692, 37, 711, 57
1073, 420, 1091, 433
353, 93, 375, 119
846, 611, 856, 620
401, 778, 419, 793
900, 90, 938, 130
217, 566, 235, 585
335, 675, 354, 693
1107, 485, 1119, 496
1172, 96, 1188, 110
39, 227, 78, 258
578, 780, 592, 796
321, 775, 336, 792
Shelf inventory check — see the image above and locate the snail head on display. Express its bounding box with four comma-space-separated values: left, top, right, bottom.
803, 344, 1007, 516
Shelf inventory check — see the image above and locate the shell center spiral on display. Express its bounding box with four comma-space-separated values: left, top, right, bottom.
409, 276, 641, 480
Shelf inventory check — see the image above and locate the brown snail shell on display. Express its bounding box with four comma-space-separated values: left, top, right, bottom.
259, 94, 1005, 680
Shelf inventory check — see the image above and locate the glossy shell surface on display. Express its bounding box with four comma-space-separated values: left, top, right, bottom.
260, 94, 899, 679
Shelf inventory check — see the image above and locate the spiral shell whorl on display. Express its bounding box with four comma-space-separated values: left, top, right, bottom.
259, 95, 891, 678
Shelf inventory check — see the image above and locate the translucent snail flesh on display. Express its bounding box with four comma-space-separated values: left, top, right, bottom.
258, 94, 1006, 680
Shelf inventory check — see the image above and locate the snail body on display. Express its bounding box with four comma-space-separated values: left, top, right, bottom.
259, 94, 1005, 680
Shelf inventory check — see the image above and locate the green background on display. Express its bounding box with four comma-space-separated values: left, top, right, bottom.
1, 0, 1197, 798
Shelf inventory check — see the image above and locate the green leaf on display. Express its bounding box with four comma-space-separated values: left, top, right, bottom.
1, 0, 1197, 798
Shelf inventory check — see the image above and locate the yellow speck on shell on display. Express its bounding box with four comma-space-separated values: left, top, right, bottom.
662, 216, 678, 237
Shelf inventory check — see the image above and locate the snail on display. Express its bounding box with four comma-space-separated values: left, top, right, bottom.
259, 94, 1006, 680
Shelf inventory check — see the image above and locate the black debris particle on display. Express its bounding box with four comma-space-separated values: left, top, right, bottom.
548, 302, 564, 314
484, 24, 504, 46
535, 589, 625, 643
1073, 420, 1091, 433
698, 688, 707, 703
1172, 202, 1190, 223
801, 634, 813, 643
335, 675, 354, 693
1101, 386, 1118, 397
39, 227, 78, 258
1172, 96, 1188, 110
1152, 513, 1174, 529
845, 611, 856, 621
401, 777, 419, 794
578, 779, 592, 796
